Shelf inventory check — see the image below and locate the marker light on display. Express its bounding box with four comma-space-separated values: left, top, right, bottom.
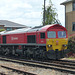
48, 45, 52, 47
63, 45, 67, 47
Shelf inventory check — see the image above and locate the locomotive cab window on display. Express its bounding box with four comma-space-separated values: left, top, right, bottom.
58, 31, 66, 38
40, 33, 45, 39
47, 31, 56, 38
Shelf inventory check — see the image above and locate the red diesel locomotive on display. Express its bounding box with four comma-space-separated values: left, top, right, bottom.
0, 24, 68, 59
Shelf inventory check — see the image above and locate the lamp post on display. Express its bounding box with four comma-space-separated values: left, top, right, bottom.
43, 0, 46, 26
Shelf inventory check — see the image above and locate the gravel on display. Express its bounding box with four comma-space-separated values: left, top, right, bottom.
0, 60, 75, 75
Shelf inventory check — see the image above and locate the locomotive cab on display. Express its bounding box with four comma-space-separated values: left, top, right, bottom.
45, 25, 68, 59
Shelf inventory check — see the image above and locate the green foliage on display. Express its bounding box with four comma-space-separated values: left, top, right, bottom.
68, 36, 75, 53
42, 0, 61, 25
0, 29, 5, 32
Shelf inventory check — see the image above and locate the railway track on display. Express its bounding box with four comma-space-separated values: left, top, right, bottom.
0, 56, 75, 74
1, 65, 37, 75
0, 72, 7, 75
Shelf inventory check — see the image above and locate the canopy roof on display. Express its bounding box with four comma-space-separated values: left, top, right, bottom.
60, 0, 73, 5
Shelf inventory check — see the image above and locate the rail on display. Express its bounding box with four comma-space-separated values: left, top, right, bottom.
1, 65, 37, 75
0, 57, 75, 74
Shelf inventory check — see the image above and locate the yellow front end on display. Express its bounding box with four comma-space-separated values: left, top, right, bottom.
46, 38, 68, 52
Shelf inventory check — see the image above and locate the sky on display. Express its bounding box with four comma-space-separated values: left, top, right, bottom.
0, 0, 66, 27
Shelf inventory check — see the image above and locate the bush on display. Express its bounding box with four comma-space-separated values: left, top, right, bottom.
68, 36, 75, 53
0, 29, 5, 32
67, 35, 75, 58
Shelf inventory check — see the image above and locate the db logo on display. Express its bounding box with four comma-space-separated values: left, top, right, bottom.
56, 41, 59, 42
11, 37, 18, 40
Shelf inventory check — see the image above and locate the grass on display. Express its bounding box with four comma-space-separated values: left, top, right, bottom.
68, 57, 75, 60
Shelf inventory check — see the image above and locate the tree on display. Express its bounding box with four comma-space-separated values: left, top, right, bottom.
42, 0, 61, 25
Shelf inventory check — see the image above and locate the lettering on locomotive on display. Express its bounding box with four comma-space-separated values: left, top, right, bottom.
11, 37, 18, 40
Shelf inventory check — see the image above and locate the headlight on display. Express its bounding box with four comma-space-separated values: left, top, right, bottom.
63, 45, 67, 47
48, 45, 52, 47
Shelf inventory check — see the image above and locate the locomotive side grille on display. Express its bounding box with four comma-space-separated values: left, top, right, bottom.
3, 36, 6, 43
27, 35, 36, 43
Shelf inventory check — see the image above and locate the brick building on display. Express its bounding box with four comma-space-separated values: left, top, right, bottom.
0, 20, 28, 31
61, 0, 75, 36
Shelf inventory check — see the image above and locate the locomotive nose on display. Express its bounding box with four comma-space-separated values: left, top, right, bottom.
46, 38, 68, 59
46, 39, 68, 51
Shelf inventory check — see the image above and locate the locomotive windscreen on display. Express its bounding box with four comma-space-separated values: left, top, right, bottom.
27, 35, 36, 43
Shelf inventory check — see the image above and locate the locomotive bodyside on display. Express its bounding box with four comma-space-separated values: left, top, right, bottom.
0, 24, 68, 60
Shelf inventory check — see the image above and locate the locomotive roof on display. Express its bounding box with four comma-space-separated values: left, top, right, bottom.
1, 24, 66, 35
0, 31, 6, 35
27, 24, 53, 32
1, 28, 31, 35
40, 24, 66, 31
27, 24, 65, 32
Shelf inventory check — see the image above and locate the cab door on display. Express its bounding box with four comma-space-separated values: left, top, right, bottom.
38, 32, 46, 44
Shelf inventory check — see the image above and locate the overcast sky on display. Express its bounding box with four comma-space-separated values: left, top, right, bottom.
0, 0, 66, 27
